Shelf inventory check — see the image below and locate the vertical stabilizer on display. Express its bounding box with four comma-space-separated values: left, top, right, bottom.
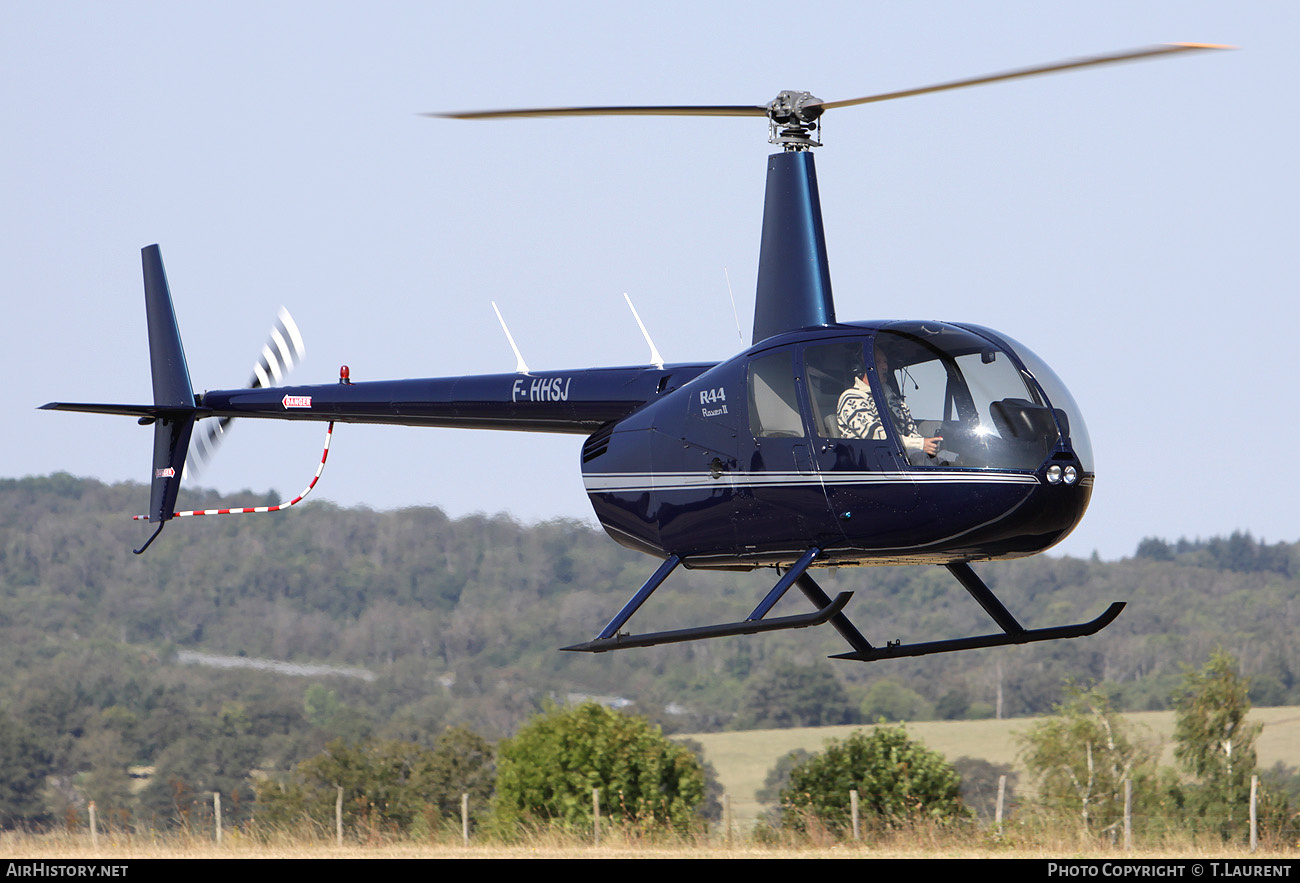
751, 151, 836, 344
140, 245, 197, 533
143, 246, 195, 408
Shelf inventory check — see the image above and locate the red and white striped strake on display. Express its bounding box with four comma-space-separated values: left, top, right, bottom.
133, 421, 334, 521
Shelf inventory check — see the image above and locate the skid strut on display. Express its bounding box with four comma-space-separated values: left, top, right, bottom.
563, 551, 1124, 661
562, 548, 853, 653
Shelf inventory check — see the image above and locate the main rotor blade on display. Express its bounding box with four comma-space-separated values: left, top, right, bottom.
428, 104, 767, 120
432, 44, 1230, 125
813, 43, 1232, 111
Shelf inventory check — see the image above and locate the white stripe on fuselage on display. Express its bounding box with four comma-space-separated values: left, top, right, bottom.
582, 470, 1042, 494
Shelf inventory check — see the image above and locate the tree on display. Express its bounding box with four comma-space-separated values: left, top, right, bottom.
0, 711, 52, 828
777, 725, 965, 833
424, 726, 496, 826
1019, 686, 1160, 839
952, 756, 1018, 822
675, 739, 724, 823
733, 660, 855, 729
1173, 651, 1262, 838
255, 728, 495, 836
492, 702, 706, 833
137, 702, 262, 828
860, 679, 935, 722
756, 748, 811, 804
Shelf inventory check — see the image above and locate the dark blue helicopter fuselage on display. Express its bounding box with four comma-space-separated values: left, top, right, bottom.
581, 320, 1092, 570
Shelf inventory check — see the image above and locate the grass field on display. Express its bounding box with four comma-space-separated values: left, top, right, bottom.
5, 708, 1298, 859
2, 828, 1296, 860
681, 705, 1300, 830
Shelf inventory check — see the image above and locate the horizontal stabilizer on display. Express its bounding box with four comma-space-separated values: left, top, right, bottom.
40, 402, 210, 419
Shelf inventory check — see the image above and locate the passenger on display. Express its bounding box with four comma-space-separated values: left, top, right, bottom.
837, 349, 942, 462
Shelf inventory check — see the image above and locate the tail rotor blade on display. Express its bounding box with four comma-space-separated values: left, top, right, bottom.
251, 308, 305, 388
188, 415, 230, 475
189, 307, 305, 473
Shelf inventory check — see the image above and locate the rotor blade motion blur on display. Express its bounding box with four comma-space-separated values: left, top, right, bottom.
813, 43, 1233, 111
434, 43, 1233, 132
191, 307, 305, 471
428, 104, 767, 120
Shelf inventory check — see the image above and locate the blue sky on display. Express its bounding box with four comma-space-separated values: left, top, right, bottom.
3, 2, 1294, 561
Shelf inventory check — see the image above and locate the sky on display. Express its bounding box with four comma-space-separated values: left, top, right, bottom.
2, 2, 1294, 562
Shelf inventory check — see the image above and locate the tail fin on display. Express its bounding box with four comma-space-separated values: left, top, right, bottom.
138, 245, 198, 547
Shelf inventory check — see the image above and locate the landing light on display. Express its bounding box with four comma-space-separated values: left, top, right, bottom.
1046, 465, 1063, 484
1064, 465, 1079, 485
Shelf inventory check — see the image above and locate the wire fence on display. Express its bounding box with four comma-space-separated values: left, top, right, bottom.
67, 776, 1300, 852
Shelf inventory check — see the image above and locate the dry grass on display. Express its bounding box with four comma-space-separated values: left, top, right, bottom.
681, 706, 1300, 829
3, 825, 1295, 860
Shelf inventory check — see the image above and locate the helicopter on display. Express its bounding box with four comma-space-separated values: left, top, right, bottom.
43, 43, 1228, 662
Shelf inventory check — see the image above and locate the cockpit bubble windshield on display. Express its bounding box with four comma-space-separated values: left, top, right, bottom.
868, 323, 1078, 471
959, 326, 1094, 473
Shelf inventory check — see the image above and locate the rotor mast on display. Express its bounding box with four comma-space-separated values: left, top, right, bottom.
751, 148, 836, 342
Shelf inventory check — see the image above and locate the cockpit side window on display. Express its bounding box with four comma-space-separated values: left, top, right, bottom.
748, 350, 805, 438
803, 340, 865, 438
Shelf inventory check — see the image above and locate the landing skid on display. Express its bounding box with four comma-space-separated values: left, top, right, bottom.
561, 552, 1124, 661
561, 549, 854, 653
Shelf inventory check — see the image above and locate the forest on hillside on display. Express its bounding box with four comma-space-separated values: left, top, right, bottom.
1, 473, 1297, 827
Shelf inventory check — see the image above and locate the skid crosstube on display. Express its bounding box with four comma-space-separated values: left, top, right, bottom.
562, 552, 1124, 661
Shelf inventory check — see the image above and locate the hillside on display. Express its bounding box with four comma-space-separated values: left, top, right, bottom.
0, 473, 1297, 827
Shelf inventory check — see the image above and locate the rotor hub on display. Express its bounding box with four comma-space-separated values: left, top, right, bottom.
766, 90, 824, 150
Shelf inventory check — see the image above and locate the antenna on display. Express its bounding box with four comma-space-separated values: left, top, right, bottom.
491, 301, 530, 374
624, 293, 665, 370
723, 268, 744, 343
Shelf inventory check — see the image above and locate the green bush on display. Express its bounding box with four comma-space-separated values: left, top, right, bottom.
492, 702, 705, 834
255, 727, 494, 836
777, 725, 965, 833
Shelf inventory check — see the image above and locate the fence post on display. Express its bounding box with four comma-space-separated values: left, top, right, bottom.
723, 793, 732, 848
1250, 775, 1258, 853
88, 801, 98, 850
995, 775, 1006, 829
850, 789, 860, 841
462, 792, 469, 846
336, 785, 343, 846
1123, 778, 1132, 851
592, 788, 600, 845
214, 791, 222, 844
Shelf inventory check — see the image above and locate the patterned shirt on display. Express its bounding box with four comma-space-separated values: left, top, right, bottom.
836, 376, 923, 453
836, 376, 886, 440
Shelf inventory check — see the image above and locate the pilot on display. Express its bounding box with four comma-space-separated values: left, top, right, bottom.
837, 348, 942, 463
